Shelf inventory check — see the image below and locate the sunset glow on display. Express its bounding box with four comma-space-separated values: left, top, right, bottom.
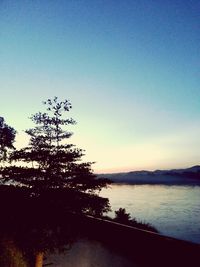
1, 0, 200, 173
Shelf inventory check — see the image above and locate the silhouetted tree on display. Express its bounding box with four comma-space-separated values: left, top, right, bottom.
114, 208, 131, 224
2, 97, 110, 215
0, 117, 16, 162
114, 208, 158, 232
0, 99, 111, 266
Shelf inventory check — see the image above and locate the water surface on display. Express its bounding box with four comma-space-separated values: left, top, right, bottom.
100, 184, 200, 243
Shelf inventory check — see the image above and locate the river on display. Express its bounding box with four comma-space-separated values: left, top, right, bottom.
100, 184, 200, 244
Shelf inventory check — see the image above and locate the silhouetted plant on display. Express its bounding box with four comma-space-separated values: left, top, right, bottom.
114, 208, 158, 233
2, 97, 110, 216
0, 96, 111, 266
0, 117, 16, 162
114, 208, 131, 224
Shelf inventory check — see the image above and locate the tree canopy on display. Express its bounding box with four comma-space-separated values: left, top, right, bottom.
0, 117, 16, 162
1, 97, 110, 215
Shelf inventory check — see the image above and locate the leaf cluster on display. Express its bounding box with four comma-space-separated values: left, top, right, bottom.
0, 117, 16, 161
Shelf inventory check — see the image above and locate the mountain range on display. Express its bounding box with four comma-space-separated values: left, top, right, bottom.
99, 165, 200, 185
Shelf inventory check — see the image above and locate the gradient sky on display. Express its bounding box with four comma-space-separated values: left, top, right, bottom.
0, 0, 200, 173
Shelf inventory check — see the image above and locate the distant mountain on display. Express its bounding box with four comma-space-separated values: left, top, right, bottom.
99, 166, 200, 185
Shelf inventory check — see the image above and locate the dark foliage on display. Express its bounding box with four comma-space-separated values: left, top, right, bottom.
113, 208, 158, 233
1, 97, 111, 216
0, 117, 16, 161
0, 184, 109, 265
0, 97, 110, 223
0, 98, 112, 265
0, 185, 79, 266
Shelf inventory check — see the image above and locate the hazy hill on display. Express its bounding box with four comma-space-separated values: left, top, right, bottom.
99, 166, 200, 185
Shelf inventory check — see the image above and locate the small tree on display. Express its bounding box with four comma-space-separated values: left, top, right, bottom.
2, 97, 110, 215
114, 208, 131, 224
114, 208, 158, 232
0, 117, 16, 162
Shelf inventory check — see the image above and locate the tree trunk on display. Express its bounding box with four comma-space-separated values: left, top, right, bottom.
35, 252, 44, 267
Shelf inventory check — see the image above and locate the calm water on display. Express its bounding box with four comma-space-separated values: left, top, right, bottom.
100, 184, 200, 244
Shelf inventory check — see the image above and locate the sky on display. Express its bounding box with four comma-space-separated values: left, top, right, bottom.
0, 0, 200, 173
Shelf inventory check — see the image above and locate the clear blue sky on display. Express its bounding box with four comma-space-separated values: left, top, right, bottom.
0, 0, 200, 173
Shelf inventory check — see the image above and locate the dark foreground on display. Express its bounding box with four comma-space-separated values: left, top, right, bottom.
0, 185, 199, 267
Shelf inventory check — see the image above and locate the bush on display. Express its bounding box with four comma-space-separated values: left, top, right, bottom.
113, 208, 158, 233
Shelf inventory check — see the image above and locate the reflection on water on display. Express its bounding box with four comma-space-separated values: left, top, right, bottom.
100, 184, 200, 243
